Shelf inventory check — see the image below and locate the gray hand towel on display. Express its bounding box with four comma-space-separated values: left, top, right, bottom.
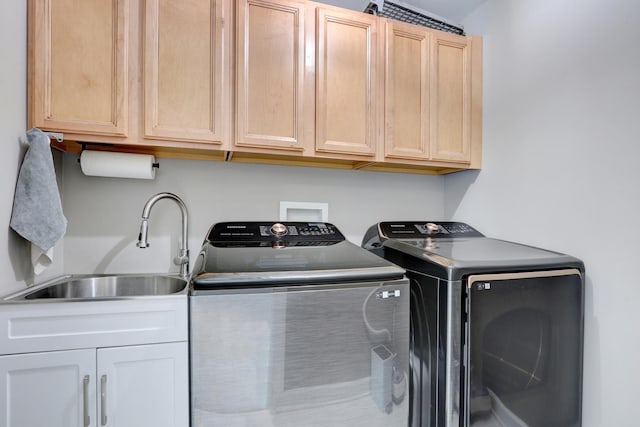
10, 128, 67, 271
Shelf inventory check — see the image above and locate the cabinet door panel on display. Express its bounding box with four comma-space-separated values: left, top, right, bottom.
384, 22, 430, 160
97, 342, 188, 427
0, 349, 95, 427
144, 0, 228, 143
316, 8, 378, 156
431, 33, 471, 162
236, 0, 305, 150
29, 0, 127, 136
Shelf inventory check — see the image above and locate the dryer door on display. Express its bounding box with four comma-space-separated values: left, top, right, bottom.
464, 269, 583, 427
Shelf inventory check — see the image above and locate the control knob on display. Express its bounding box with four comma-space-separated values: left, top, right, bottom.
270, 222, 288, 236
425, 222, 440, 235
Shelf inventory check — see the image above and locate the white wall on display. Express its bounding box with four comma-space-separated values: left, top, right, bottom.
62, 155, 444, 275
446, 0, 640, 425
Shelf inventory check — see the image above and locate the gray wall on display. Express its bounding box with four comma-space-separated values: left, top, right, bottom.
445, 0, 640, 425
61, 155, 444, 274
0, 0, 64, 294
0, 0, 65, 293
0, 0, 26, 294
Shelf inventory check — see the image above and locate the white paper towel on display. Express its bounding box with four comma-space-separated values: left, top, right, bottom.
80, 150, 157, 179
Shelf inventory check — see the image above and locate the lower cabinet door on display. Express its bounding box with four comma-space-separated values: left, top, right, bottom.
0, 349, 96, 427
97, 342, 188, 427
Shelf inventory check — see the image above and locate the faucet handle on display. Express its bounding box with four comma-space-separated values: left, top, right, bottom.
173, 249, 189, 266
174, 249, 190, 278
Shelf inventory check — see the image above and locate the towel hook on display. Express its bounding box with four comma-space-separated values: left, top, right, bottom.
43, 131, 64, 143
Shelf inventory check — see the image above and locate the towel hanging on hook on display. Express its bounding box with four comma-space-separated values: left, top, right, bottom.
10, 128, 67, 275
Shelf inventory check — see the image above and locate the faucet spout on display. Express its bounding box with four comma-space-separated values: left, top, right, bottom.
136, 192, 189, 278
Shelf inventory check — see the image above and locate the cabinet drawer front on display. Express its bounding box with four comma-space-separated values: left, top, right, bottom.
29, 0, 128, 136
0, 299, 187, 355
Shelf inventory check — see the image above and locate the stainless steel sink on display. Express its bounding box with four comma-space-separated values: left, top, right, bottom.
3, 274, 188, 301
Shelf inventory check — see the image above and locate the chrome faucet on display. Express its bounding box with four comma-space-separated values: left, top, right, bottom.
136, 192, 190, 278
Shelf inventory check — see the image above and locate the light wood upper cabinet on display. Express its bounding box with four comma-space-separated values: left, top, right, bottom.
28, 0, 230, 152
28, 0, 128, 136
27, 0, 482, 174
144, 0, 229, 144
315, 7, 378, 157
384, 20, 430, 161
430, 31, 472, 163
235, 1, 379, 159
382, 22, 481, 167
235, 0, 306, 151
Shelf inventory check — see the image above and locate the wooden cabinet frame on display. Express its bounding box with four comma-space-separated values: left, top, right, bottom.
315, 7, 378, 157
28, 0, 128, 136
144, 0, 229, 144
235, 0, 306, 151
383, 20, 431, 161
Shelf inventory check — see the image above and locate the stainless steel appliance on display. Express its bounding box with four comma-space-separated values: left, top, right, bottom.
190, 222, 410, 427
362, 221, 584, 427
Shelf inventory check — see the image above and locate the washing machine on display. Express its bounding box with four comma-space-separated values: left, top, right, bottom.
362, 221, 584, 427
190, 221, 410, 427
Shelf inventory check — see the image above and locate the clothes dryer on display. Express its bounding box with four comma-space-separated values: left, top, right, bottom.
362, 221, 584, 427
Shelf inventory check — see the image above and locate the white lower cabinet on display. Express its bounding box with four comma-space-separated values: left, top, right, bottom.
98, 342, 188, 427
0, 342, 188, 427
0, 349, 94, 427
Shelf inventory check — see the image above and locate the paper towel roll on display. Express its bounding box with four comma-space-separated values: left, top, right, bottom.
80, 150, 157, 179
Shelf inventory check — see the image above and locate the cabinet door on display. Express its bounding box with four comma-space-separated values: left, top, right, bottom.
316, 7, 378, 157
144, 0, 229, 144
430, 32, 471, 163
97, 342, 188, 427
28, 0, 128, 136
384, 21, 430, 160
236, 0, 306, 151
0, 349, 96, 427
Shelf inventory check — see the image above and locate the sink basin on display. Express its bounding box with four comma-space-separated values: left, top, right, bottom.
5, 274, 187, 301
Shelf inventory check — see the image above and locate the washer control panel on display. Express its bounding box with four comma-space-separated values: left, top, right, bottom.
208, 222, 345, 246
379, 221, 483, 239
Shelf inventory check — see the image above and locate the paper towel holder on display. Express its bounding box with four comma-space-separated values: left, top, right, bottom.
78, 146, 160, 180
76, 143, 160, 170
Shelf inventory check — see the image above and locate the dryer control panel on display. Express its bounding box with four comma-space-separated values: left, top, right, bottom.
379, 221, 484, 239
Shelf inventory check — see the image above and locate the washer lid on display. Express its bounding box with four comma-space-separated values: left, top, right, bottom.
191, 222, 406, 287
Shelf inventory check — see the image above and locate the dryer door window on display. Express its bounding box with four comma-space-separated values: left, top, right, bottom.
465, 269, 583, 427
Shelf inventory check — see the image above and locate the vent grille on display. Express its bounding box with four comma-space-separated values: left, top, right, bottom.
365, 1, 465, 35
